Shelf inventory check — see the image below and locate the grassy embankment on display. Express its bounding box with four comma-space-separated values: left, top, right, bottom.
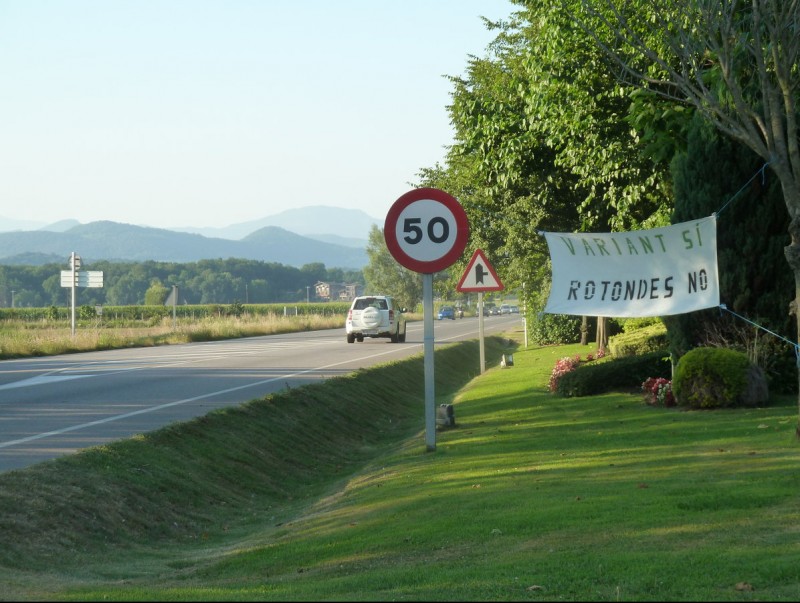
0, 328, 798, 601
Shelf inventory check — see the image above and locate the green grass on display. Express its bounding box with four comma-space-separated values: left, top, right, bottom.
1, 334, 799, 601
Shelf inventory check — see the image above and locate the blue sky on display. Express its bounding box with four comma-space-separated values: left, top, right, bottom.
0, 0, 512, 229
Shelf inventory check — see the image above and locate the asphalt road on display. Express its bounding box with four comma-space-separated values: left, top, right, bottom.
0, 313, 522, 472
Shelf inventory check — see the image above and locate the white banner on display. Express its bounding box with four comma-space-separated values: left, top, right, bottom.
543, 216, 719, 317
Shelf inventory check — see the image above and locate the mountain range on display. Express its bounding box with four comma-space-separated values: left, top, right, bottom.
0, 206, 383, 269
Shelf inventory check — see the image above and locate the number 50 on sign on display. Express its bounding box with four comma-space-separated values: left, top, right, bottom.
384, 188, 469, 274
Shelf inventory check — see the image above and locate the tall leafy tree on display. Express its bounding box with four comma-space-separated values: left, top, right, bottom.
144, 279, 170, 306
436, 2, 677, 340
517, 1, 673, 230
443, 14, 582, 322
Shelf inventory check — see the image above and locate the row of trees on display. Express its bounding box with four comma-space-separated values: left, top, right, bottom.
0, 259, 364, 308
369, 3, 797, 404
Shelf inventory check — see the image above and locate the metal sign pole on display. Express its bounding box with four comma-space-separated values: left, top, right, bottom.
172, 285, 177, 328
423, 272, 436, 451
70, 252, 76, 337
478, 291, 485, 373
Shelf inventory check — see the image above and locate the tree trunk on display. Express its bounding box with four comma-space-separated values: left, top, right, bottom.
596, 316, 607, 353
785, 216, 800, 437
772, 163, 800, 437
580, 315, 589, 345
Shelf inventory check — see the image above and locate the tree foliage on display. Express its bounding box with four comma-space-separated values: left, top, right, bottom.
144, 279, 170, 306
0, 259, 364, 308
362, 225, 422, 311
419, 1, 679, 340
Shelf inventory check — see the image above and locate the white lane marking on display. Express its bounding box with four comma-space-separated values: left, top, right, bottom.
0, 321, 501, 393
0, 344, 422, 449
0, 339, 344, 390
0, 374, 93, 391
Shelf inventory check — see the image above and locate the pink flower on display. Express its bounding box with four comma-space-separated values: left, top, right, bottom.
549, 356, 579, 392
642, 377, 675, 407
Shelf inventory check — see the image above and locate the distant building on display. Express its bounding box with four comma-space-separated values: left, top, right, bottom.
315, 281, 363, 302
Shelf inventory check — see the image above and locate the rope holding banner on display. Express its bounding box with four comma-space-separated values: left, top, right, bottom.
716, 162, 771, 216
718, 304, 800, 365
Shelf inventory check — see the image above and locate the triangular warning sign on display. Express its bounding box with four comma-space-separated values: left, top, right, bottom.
164, 286, 178, 307
456, 249, 504, 292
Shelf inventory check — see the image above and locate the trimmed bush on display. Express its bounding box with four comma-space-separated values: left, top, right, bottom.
608, 323, 669, 357
528, 312, 581, 345
555, 350, 671, 397
672, 347, 769, 409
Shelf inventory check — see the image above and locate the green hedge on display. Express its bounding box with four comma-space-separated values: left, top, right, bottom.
555, 350, 672, 397
608, 323, 669, 357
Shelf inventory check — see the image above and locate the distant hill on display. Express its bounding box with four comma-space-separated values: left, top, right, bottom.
0, 252, 65, 266
170, 205, 382, 243
0, 206, 381, 265
0, 221, 368, 269
41, 219, 82, 232
0, 216, 81, 232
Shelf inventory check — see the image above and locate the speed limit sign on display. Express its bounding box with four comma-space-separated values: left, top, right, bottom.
384, 188, 470, 273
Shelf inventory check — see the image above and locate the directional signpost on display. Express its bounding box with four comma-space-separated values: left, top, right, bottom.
385, 188, 469, 451
60, 252, 104, 336
60, 271, 104, 288
457, 249, 504, 373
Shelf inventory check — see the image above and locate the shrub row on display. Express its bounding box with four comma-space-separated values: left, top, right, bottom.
607, 323, 669, 357
554, 344, 771, 410
554, 350, 672, 397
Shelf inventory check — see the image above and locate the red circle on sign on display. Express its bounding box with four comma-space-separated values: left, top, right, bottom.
384, 188, 469, 273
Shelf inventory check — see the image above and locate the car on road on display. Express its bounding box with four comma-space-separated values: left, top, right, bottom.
437, 305, 456, 320
345, 295, 407, 343
500, 304, 511, 315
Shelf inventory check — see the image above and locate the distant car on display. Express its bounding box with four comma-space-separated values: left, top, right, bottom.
489, 305, 501, 315
437, 305, 456, 320
482, 302, 496, 316
345, 295, 407, 343
500, 304, 511, 315
510, 305, 519, 313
